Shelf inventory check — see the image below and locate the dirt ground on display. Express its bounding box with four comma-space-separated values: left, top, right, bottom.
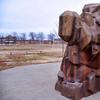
0, 43, 66, 70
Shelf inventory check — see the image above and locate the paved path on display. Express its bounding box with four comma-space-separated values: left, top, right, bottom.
0, 63, 100, 100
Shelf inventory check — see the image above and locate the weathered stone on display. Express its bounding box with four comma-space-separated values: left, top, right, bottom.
59, 11, 80, 42
61, 82, 83, 100
55, 3, 100, 100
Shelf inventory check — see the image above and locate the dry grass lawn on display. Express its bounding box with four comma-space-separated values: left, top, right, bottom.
0, 43, 66, 70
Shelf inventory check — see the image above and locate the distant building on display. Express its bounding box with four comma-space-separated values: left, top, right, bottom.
0, 35, 63, 45
54, 38, 63, 44
0, 35, 16, 44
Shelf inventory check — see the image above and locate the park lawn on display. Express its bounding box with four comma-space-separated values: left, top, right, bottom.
0, 43, 66, 70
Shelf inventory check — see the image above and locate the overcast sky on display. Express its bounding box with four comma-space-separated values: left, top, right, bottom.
0, 0, 100, 33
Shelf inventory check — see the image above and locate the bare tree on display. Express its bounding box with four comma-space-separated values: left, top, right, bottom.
0, 32, 4, 44
36, 32, 45, 43
20, 33, 26, 43
12, 32, 18, 43
48, 33, 55, 44
29, 32, 36, 43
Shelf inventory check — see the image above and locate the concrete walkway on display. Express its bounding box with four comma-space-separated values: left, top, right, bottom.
0, 63, 100, 100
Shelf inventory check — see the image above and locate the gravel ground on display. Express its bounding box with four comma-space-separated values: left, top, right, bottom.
0, 63, 100, 100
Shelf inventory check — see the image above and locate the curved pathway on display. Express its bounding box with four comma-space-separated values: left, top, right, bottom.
0, 63, 100, 100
